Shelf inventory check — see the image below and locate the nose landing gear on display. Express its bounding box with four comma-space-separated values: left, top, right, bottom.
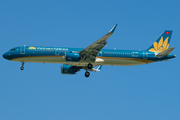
20, 62, 24, 70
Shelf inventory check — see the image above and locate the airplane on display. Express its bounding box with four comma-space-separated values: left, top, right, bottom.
2, 24, 176, 77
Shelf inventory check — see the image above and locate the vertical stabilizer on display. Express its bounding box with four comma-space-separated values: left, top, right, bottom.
147, 31, 173, 52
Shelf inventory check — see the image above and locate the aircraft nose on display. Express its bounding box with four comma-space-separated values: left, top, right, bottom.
3, 52, 9, 60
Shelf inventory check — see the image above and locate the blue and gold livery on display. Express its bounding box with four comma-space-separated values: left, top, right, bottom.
147, 31, 172, 52
2, 24, 176, 77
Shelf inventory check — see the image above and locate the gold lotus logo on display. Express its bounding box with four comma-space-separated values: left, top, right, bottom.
29, 47, 36, 49
149, 36, 169, 52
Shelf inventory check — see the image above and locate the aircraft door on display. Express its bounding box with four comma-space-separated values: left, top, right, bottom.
20, 46, 25, 54
143, 51, 148, 59
55, 49, 60, 55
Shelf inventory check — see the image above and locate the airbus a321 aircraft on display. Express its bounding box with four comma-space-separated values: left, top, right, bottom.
3, 24, 176, 77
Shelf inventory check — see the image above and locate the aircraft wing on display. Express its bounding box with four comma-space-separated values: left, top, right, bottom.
79, 24, 117, 62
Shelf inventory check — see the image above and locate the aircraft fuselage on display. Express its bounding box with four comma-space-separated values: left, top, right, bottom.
3, 46, 175, 67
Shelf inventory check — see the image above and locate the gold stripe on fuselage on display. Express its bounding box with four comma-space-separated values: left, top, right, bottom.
11, 55, 155, 64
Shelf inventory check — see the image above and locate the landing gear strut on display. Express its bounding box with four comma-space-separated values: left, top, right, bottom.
85, 71, 90, 77
20, 62, 24, 70
87, 63, 93, 69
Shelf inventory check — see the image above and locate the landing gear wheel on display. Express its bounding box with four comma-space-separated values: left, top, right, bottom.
87, 63, 93, 69
20, 62, 25, 70
20, 67, 24, 70
85, 71, 90, 77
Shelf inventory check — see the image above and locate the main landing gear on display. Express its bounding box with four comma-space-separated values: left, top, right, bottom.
20, 62, 24, 70
84, 63, 93, 77
85, 71, 90, 78
87, 63, 93, 69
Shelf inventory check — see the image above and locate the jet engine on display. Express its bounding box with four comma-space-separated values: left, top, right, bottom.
61, 64, 78, 74
65, 52, 80, 62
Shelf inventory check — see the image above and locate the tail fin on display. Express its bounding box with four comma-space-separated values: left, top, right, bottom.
147, 30, 173, 52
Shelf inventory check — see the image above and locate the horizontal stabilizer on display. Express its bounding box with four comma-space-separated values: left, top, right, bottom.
156, 47, 175, 58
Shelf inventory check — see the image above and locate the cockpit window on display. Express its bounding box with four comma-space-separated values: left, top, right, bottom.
10, 49, 16, 51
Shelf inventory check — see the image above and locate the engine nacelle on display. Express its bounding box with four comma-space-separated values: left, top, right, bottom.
61, 64, 77, 74
65, 52, 80, 62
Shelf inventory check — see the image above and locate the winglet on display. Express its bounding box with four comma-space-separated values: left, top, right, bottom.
109, 24, 118, 33
92, 65, 103, 72
97, 65, 102, 71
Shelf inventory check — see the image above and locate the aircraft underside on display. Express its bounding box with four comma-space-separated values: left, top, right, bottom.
12, 56, 147, 66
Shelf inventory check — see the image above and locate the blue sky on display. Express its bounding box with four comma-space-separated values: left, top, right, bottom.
1, 0, 180, 120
